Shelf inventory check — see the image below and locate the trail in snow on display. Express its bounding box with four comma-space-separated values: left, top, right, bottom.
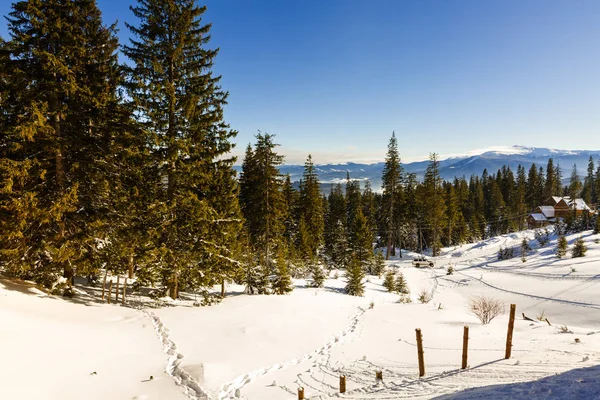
217, 306, 366, 399
142, 310, 212, 400
454, 271, 600, 310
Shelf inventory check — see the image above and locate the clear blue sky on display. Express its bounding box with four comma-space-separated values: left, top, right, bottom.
2, 0, 600, 164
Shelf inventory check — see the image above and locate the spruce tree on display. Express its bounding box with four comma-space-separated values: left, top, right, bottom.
581, 156, 595, 205
572, 237, 587, 258
345, 255, 365, 296
272, 249, 293, 295
239, 133, 285, 273
556, 236, 568, 258
1, 0, 129, 289
381, 132, 404, 258
569, 164, 582, 200
520, 238, 531, 263
124, 0, 241, 298
595, 215, 600, 235
422, 153, 446, 255
395, 271, 409, 295
309, 263, 326, 288
383, 269, 396, 292
351, 209, 374, 270
324, 183, 348, 268
371, 250, 386, 277
298, 155, 324, 262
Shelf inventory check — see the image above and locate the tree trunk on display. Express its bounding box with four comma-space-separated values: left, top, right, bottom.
128, 253, 134, 279
169, 273, 178, 299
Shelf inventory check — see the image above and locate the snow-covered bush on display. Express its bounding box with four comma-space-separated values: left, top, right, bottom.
555, 219, 567, 236
535, 228, 550, 247
469, 295, 505, 325
397, 294, 412, 304
417, 288, 432, 304
497, 246, 514, 260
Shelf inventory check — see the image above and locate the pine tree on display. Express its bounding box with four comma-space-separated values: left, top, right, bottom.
515, 165, 528, 230
581, 156, 595, 205
395, 271, 410, 295
381, 132, 405, 258
544, 158, 557, 199
572, 237, 587, 258
595, 215, 600, 235
422, 153, 446, 255
520, 238, 531, 263
239, 133, 285, 273
371, 250, 386, 277
272, 249, 293, 295
345, 255, 365, 296
569, 164, 582, 200
1, 0, 130, 289
309, 263, 326, 288
298, 155, 324, 262
351, 209, 373, 270
324, 183, 348, 268
124, 0, 241, 298
383, 269, 395, 292
556, 236, 568, 258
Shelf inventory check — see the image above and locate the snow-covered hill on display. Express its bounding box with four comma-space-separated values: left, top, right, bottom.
245, 146, 600, 190
3, 229, 600, 399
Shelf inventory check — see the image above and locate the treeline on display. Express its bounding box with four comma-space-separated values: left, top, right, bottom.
238, 131, 600, 285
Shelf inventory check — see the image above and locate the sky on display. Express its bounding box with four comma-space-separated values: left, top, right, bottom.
1, 0, 600, 165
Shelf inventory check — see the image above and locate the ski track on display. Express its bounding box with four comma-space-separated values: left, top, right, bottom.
142, 310, 212, 400
455, 270, 600, 310
217, 306, 366, 400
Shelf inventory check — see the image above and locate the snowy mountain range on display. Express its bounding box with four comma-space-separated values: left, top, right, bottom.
272, 146, 600, 191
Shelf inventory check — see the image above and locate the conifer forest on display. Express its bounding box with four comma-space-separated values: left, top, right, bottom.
1, 0, 599, 300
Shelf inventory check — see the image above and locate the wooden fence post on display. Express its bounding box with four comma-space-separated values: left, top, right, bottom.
416, 328, 425, 377
376, 370, 383, 381
297, 387, 304, 400
339, 375, 346, 393
115, 276, 120, 303
107, 280, 113, 304
462, 326, 469, 369
505, 304, 516, 359
122, 278, 127, 305
101, 269, 108, 300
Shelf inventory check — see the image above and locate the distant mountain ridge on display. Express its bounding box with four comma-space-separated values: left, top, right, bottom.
237, 146, 600, 191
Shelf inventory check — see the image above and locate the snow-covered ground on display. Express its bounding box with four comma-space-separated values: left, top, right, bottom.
3, 229, 600, 399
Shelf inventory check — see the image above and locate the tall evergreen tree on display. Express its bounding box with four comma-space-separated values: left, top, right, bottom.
351, 209, 373, 269
381, 132, 404, 258
544, 158, 557, 199
0, 0, 129, 289
422, 153, 445, 255
124, 0, 241, 298
324, 183, 349, 268
581, 156, 595, 205
298, 155, 324, 262
239, 133, 285, 270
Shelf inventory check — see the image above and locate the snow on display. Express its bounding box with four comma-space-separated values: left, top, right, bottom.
3, 229, 600, 399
